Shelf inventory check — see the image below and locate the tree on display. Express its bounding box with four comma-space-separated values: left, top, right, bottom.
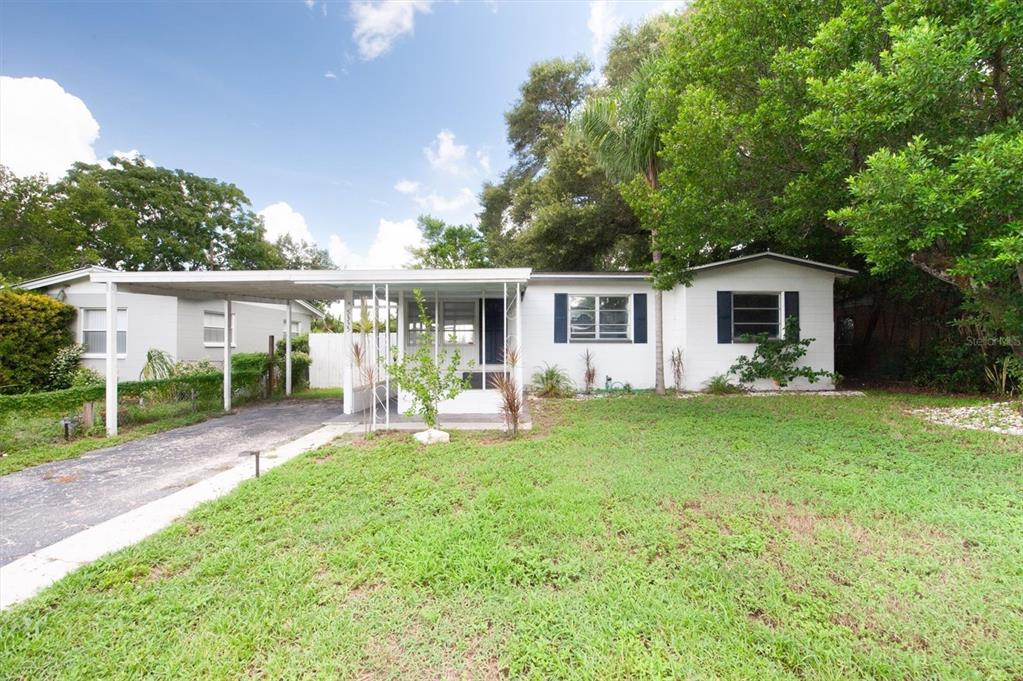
505, 56, 594, 180
409, 215, 489, 269
603, 13, 675, 87
268, 233, 334, 270
578, 60, 667, 393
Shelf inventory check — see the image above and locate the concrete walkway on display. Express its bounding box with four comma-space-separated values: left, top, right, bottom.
0, 399, 343, 567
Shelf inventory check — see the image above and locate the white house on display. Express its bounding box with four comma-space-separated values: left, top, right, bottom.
19, 266, 323, 380
83, 252, 855, 435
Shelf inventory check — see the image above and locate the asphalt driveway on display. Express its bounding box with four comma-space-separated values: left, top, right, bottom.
0, 399, 342, 566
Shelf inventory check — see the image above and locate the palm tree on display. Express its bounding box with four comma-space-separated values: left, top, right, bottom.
578, 60, 666, 394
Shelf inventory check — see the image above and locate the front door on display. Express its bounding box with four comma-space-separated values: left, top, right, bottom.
480, 298, 505, 365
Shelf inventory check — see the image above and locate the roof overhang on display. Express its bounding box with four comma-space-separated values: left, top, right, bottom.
530, 272, 650, 282
16, 266, 117, 291
89, 268, 533, 303
687, 252, 858, 277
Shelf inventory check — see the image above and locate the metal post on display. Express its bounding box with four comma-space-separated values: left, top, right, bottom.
285, 301, 293, 396
397, 289, 405, 415
515, 282, 523, 401
434, 290, 439, 362
481, 288, 486, 391
371, 283, 378, 431
385, 283, 390, 428
503, 282, 508, 378
342, 290, 354, 415
223, 299, 233, 411
104, 281, 118, 436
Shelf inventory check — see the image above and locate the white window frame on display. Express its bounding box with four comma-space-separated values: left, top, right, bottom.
405, 299, 435, 347
568, 294, 631, 342
81, 308, 127, 359
283, 319, 302, 336
441, 299, 477, 346
203, 310, 237, 348
732, 292, 781, 341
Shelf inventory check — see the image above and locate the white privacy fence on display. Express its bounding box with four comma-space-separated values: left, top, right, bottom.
309, 331, 396, 410
308, 333, 344, 388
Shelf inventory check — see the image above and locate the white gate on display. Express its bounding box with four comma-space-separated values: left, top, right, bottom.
308, 332, 343, 388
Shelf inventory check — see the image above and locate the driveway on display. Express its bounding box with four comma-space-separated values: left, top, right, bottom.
0, 399, 342, 566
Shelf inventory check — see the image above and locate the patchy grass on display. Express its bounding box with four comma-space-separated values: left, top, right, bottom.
1, 393, 1021, 679
0, 387, 338, 476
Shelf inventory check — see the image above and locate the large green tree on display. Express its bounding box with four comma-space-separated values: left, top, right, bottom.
0, 157, 333, 280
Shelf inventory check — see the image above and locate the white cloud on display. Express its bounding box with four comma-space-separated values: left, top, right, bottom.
415, 187, 475, 213
587, 1, 623, 65
476, 149, 491, 175
108, 149, 155, 167
423, 129, 467, 174
394, 178, 420, 194
304, 0, 315, 7
258, 201, 316, 244
324, 71, 337, 79
328, 218, 423, 269
350, 0, 432, 61
0, 76, 100, 180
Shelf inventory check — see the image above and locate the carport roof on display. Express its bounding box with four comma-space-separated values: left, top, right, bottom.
89, 268, 533, 304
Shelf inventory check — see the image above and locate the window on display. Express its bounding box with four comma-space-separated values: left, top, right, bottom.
203, 311, 237, 347
405, 300, 435, 346
570, 295, 629, 341
732, 293, 780, 338
283, 319, 302, 335
442, 301, 476, 345
82, 308, 126, 356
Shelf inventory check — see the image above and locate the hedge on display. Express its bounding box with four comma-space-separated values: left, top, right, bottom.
0, 370, 263, 416
0, 290, 76, 393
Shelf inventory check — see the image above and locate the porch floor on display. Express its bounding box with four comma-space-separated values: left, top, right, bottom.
325, 398, 531, 432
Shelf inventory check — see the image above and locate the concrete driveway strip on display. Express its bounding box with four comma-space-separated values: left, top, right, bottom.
0, 399, 343, 567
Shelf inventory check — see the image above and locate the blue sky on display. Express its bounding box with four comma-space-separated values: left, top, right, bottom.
1, 0, 679, 268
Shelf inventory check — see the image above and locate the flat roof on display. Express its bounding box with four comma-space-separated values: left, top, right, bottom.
89, 268, 533, 303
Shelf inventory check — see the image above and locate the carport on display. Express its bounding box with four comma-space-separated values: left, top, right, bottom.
89, 268, 530, 436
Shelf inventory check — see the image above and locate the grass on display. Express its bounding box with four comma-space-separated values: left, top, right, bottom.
1, 393, 1021, 679
0, 386, 340, 476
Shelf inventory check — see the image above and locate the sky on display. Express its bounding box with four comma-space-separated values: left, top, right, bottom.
1, 0, 682, 269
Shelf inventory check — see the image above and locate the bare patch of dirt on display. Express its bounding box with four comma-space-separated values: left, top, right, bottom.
41, 472, 79, 484
747, 608, 781, 629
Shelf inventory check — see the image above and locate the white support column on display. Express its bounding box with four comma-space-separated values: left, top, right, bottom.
342, 290, 354, 415
433, 290, 439, 362
223, 298, 233, 412
503, 282, 508, 377
371, 283, 378, 431
515, 282, 523, 400
104, 281, 118, 436
385, 284, 390, 428
285, 300, 293, 396
481, 288, 486, 391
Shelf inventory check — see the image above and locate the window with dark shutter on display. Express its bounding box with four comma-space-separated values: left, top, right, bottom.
633, 293, 647, 344
554, 293, 568, 343
717, 291, 733, 343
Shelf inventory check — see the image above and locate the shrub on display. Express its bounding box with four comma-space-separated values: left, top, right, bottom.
908, 336, 989, 393
276, 332, 309, 356
70, 367, 103, 388
704, 374, 745, 394
275, 351, 310, 387
47, 344, 86, 390
0, 290, 76, 393
140, 348, 175, 381
495, 349, 523, 437
531, 363, 574, 397
582, 350, 597, 394
232, 352, 271, 373
730, 317, 835, 387
172, 358, 218, 376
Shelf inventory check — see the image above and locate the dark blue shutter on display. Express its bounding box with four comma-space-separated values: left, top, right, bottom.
554, 293, 568, 343
717, 291, 732, 343
633, 293, 647, 343
784, 291, 800, 339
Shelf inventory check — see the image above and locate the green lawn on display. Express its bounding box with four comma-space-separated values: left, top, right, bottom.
2, 393, 1021, 679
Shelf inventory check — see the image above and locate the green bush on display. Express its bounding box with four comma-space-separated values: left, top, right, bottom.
47, 344, 86, 390
70, 367, 103, 388
275, 351, 311, 388
908, 337, 989, 393
232, 352, 271, 373
704, 374, 746, 394
276, 332, 309, 356
730, 317, 836, 387
0, 290, 76, 393
172, 358, 218, 377
531, 363, 574, 397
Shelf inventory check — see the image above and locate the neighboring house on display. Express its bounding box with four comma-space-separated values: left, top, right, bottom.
85, 252, 855, 428
19, 266, 323, 381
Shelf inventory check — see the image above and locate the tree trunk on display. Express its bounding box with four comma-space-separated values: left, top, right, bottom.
646, 160, 666, 395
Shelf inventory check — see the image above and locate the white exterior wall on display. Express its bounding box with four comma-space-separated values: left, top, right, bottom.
47, 280, 179, 382
38, 277, 315, 380
521, 280, 657, 390
682, 260, 837, 391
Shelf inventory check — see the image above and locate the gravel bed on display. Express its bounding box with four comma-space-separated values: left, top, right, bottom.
914, 402, 1023, 436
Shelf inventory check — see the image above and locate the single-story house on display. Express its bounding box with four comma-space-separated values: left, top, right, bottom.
18, 266, 323, 380
82, 252, 855, 435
